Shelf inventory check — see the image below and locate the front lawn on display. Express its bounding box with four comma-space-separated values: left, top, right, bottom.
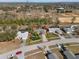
26, 39, 42, 45
26, 32, 59, 45
46, 33, 59, 41
26, 32, 42, 45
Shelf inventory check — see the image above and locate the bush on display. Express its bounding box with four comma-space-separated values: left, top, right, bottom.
0, 31, 16, 42
46, 33, 58, 38
11, 24, 17, 30
30, 32, 41, 41
0, 18, 51, 26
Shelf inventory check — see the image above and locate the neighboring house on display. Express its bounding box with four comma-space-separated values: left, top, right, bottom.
36, 28, 46, 34
16, 31, 29, 40
71, 25, 78, 31
48, 28, 63, 35
64, 25, 78, 34
35, 28, 48, 42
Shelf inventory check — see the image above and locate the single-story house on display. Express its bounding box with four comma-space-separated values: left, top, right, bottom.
48, 28, 63, 34
16, 31, 29, 40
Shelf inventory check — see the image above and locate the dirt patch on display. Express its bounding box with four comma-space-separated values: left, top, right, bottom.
0, 39, 21, 54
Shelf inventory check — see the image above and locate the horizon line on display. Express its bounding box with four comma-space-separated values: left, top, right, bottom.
0, 1, 79, 3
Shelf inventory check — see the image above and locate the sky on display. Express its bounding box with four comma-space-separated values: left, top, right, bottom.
0, 0, 79, 2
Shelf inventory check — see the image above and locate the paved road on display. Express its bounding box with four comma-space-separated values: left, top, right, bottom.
25, 43, 79, 59
0, 38, 79, 59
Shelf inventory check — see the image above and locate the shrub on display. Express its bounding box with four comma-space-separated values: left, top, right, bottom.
30, 32, 41, 41
0, 31, 16, 42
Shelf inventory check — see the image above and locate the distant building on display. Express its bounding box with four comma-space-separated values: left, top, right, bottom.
56, 7, 64, 13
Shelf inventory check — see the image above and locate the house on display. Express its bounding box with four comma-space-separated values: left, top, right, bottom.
64, 25, 78, 34
16, 30, 29, 40
56, 7, 65, 13
48, 28, 63, 35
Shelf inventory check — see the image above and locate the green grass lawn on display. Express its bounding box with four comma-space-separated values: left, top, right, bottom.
26, 33, 59, 45
46, 33, 59, 41
26, 39, 42, 45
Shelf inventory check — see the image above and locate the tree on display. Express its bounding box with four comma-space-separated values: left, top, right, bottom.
11, 24, 17, 30
71, 16, 76, 24
0, 31, 16, 42
52, 17, 60, 27
43, 6, 48, 12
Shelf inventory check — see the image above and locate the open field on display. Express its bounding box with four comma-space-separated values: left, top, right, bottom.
0, 39, 21, 54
